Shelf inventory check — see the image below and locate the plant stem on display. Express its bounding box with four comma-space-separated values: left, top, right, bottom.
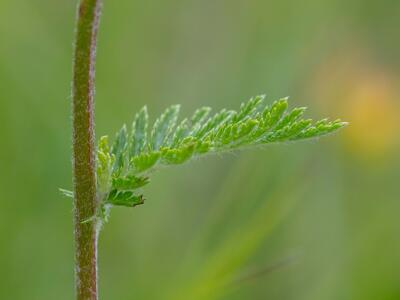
72, 0, 102, 299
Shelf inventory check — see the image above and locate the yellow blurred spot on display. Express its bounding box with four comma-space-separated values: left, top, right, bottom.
345, 77, 399, 159
308, 48, 400, 161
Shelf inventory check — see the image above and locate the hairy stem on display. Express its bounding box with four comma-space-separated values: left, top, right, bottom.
72, 0, 102, 299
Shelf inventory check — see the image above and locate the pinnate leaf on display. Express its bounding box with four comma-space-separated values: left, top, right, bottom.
94, 95, 347, 223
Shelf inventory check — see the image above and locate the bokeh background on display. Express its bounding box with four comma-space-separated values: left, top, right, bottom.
1, 0, 399, 299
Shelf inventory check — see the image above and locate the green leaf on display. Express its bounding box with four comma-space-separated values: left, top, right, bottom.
95, 95, 347, 223
264, 98, 289, 129
111, 125, 128, 173
112, 175, 150, 190
97, 136, 114, 193
129, 106, 148, 157
171, 118, 189, 148
161, 142, 196, 165
189, 107, 212, 135
232, 95, 264, 122
150, 105, 180, 150
106, 189, 144, 207
274, 107, 306, 130
131, 151, 161, 173
195, 109, 234, 139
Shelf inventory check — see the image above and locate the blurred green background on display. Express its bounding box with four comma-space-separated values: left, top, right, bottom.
1, 0, 399, 299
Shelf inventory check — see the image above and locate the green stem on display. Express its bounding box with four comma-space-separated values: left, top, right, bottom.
72, 1, 102, 299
